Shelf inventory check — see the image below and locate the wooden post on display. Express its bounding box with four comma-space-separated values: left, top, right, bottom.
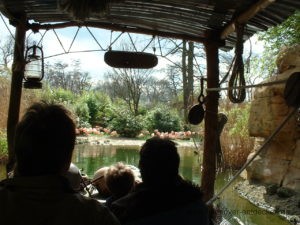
201, 39, 219, 203
6, 15, 27, 174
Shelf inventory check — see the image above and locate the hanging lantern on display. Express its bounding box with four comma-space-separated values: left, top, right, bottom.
24, 44, 44, 89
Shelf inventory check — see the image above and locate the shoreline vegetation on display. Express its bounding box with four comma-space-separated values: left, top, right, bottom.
75, 135, 197, 148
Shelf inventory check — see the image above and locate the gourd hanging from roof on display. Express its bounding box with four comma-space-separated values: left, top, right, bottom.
59, 0, 125, 21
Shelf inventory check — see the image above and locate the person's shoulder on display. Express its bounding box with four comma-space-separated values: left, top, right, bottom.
72, 194, 121, 225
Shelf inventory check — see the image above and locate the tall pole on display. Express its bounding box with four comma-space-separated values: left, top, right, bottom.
6, 14, 27, 174
201, 38, 219, 203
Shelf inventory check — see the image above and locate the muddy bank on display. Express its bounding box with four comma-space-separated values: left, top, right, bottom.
76, 135, 197, 148
235, 180, 300, 225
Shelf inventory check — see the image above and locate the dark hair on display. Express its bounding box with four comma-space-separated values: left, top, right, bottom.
105, 162, 135, 197
139, 137, 180, 185
14, 102, 76, 176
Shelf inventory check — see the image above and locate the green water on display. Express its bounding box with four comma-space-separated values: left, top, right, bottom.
0, 144, 291, 225
73, 144, 291, 225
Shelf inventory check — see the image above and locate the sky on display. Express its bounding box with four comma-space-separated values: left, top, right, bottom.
0, 13, 265, 83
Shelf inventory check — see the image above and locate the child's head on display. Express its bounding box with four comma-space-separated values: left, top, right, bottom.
105, 162, 135, 198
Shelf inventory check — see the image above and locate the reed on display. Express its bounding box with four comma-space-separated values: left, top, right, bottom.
220, 102, 254, 169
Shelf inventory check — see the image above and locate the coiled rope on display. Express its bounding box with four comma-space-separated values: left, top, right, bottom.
228, 23, 246, 103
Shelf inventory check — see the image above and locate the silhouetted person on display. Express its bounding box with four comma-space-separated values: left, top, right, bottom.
0, 102, 120, 225
111, 137, 209, 225
105, 162, 135, 208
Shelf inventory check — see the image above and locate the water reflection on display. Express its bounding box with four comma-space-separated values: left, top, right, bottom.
73, 144, 290, 225
73, 144, 201, 183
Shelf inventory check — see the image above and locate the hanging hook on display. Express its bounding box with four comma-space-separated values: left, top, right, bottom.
198, 76, 205, 104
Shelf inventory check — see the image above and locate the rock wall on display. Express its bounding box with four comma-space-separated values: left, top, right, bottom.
246, 45, 300, 192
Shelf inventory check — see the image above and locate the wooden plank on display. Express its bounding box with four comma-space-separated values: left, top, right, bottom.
29, 21, 225, 45
221, 0, 276, 39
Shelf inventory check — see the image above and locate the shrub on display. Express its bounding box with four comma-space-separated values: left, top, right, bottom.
40, 87, 75, 104
80, 92, 113, 127
109, 109, 143, 138
93, 92, 113, 127
0, 131, 8, 159
145, 107, 182, 132
75, 102, 91, 128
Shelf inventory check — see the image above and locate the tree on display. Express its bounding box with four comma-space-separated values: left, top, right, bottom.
0, 35, 14, 76
165, 65, 182, 100
45, 59, 91, 94
181, 41, 195, 123
105, 68, 152, 116
143, 77, 173, 107
258, 11, 300, 75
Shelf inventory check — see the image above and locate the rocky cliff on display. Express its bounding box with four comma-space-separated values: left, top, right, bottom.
246, 45, 300, 192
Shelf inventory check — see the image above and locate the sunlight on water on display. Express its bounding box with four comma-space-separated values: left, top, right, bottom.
73, 144, 290, 225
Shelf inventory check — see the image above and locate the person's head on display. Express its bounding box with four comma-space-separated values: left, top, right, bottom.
139, 137, 180, 186
105, 162, 135, 197
14, 102, 76, 176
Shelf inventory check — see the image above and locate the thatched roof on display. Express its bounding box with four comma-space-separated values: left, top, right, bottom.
0, 0, 299, 50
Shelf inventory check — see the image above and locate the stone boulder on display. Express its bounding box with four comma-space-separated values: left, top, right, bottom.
246, 45, 300, 192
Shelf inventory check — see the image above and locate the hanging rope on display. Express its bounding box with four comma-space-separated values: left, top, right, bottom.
228, 23, 246, 103
219, 55, 236, 85
206, 107, 298, 206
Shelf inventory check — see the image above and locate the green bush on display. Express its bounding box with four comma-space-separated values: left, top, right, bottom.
75, 102, 91, 128
92, 92, 113, 127
40, 87, 75, 104
80, 92, 113, 127
145, 107, 182, 132
109, 109, 143, 138
0, 132, 8, 157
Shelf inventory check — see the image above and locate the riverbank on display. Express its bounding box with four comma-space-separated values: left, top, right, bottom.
235, 180, 300, 225
76, 135, 197, 148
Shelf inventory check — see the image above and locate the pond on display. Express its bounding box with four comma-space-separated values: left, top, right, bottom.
0, 143, 291, 225
73, 143, 290, 225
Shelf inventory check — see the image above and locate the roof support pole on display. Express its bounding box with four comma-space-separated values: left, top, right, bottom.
201, 39, 219, 204
6, 14, 27, 174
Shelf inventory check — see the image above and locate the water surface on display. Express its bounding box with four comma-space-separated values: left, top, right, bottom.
73, 143, 290, 225
0, 144, 290, 225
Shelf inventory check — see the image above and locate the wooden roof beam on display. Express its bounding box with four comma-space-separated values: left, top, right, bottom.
221, 0, 276, 39
28, 21, 225, 46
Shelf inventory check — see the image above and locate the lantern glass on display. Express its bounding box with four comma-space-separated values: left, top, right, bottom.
24, 45, 43, 80
25, 56, 42, 79
23, 44, 44, 89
